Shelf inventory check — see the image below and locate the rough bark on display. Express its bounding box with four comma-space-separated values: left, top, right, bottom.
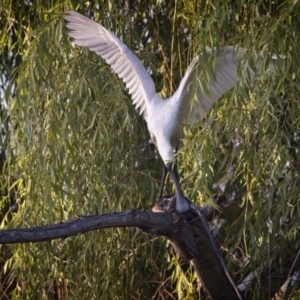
0, 210, 172, 243
0, 196, 242, 300
150, 197, 243, 300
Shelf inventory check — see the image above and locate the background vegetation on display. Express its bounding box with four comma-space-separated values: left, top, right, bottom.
1, 0, 300, 299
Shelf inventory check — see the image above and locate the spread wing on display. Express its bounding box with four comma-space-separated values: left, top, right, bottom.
64, 11, 157, 117
173, 46, 246, 123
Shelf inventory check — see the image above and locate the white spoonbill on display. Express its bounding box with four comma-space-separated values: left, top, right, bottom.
64, 10, 244, 213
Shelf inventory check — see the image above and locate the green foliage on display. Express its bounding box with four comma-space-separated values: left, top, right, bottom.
1, 0, 300, 299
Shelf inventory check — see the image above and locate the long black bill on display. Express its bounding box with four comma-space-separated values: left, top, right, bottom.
166, 163, 191, 213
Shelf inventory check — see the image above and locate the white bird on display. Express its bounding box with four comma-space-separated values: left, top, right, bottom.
64, 11, 245, 213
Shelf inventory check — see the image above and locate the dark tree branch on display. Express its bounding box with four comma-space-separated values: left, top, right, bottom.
0, 195, 242, 300
0, 210, 172, 244
150, 197, 243, 300
0, 195, 229, 244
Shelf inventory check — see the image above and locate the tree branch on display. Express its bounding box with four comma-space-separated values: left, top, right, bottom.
0, 195, 243, 300
0, 210, 172, 244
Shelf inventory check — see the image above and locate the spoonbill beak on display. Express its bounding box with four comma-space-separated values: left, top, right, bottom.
166, 163, 191, 213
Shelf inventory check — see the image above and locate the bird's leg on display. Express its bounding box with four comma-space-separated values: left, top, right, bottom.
158, 148, 179, 200
166, 162, 191, 213
158, 162, 168, 200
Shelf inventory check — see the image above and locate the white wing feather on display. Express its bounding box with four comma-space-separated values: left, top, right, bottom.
173, 46, 246, 123
64, 11, 157, 117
